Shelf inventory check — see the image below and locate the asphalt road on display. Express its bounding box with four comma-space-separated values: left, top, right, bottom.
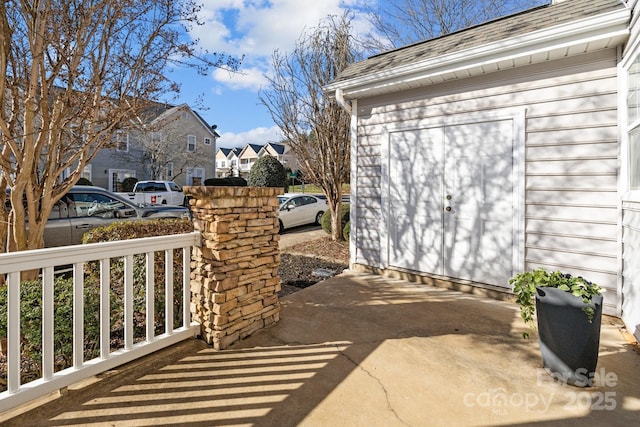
279, 225, 325, 249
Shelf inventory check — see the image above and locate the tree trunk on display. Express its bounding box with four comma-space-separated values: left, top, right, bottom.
328, 197, 344, 241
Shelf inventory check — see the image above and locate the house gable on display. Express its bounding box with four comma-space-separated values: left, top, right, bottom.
90, 102, 218, 189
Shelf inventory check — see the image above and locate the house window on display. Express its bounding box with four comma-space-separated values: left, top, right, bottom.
116, 131, 129, 152
82, 164, 92, 182
220, 160, 226, 168
187, 135, 196, 152
166, 162, 174, 179
628, 53, 640, 190
204, 137, 211, 145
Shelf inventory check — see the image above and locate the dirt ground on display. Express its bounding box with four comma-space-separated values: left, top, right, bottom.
278, 236, 349, 297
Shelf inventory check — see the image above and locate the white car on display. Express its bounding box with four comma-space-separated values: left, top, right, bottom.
277, 193, 326, 232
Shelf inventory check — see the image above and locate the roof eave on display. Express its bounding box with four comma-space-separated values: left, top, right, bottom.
325, 8, 630, 99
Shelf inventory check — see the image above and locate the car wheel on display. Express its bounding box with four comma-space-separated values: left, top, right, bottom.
278, 219, 284, 234
315, 211, 323, 225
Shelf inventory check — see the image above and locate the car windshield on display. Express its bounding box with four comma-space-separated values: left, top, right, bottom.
277, 196, 289, 206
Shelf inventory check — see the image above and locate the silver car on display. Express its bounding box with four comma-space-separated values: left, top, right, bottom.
41, 186, 190, 247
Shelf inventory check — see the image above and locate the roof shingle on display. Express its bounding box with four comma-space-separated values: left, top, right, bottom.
334, 0, 625, 84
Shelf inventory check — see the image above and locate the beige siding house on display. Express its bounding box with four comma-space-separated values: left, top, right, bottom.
90, 103, 218, 190
326, 0, 640, 340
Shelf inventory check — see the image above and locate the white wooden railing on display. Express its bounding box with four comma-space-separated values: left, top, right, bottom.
0, 232, 201, 412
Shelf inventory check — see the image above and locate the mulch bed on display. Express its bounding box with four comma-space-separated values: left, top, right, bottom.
278, 252, 348, 297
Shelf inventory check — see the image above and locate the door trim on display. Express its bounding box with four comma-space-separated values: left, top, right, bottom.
380, 108, 526, 285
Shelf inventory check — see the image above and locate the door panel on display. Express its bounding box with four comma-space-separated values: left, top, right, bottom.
389, 128, 444, 273
444, 120, 514, 286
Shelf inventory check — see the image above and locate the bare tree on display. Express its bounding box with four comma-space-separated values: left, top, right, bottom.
0, 0, 240, 253
137, 112, 211, 182
260, 14, 358, 241
363, 0, 548, 51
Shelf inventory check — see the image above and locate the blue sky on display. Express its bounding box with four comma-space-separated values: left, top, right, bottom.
166, 0, 372, 149
168, 0, 544, 149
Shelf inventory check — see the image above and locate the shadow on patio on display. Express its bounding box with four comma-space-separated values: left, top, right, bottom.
4, 272, 640, 426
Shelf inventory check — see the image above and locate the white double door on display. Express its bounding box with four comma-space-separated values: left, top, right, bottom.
389, 119, 515, 287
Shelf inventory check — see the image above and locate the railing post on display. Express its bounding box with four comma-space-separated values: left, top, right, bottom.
184, 186, 281, 350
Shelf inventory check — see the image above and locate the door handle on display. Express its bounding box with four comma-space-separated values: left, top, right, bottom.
446, 195, 452, 200
445, 206, 452, 212
75, 224, 93, 229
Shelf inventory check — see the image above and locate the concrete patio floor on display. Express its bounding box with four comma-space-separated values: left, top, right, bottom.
3, 272, 640, 426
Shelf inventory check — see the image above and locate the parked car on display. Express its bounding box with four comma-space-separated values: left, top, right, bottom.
277, 193, 326, 232
116, 180, 186, 206
7, 186, 191, 247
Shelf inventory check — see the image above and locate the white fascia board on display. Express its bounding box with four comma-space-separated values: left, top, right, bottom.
326, 8, 630, 98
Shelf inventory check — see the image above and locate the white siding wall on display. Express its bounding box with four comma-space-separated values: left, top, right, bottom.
353, 48, 619, 313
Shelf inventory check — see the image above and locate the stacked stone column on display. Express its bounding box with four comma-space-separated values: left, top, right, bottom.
184, 186, 281, 350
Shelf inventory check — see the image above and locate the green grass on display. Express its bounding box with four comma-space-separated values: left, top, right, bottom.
288, 184, 350, 194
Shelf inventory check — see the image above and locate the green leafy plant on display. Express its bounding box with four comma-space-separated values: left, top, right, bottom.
247, 156, 288, 191
510, 268, 602, 338
321, 204, 350, 235
204, 177, 247, 187
76, 177, 93, 186
0, 276, 102, 383
121, 177, 138, 192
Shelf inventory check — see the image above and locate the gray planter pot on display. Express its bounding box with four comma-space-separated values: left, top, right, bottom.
535, 286, 603, 387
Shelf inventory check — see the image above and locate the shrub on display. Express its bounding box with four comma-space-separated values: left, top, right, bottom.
76, 177, 93, 186
204, 177, 247, 186
343, 221, 351, 240
0, 276, 101, 383
121, 177, 138, 192
321, 203, 350, 235
83, 218, 194, 336
247, 156, 288, 191
82, 218, 193, 243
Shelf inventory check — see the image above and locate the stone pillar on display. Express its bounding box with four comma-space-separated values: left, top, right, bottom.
184, 186, 281, 350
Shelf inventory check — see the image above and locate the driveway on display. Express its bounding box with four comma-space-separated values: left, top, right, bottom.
5, 272, 639, 426
279, 225, 325, 249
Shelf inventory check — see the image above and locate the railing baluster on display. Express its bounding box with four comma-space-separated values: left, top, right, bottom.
124, 255, 133, 350
183, 247, 190, 328
165, 249, 173, 335
0, 232, 199, 413
100, 258, 110, 359
42, 267, 54, 380
73, 262, 84, 369
146, 252, 155, 342
7, 272, 20, 393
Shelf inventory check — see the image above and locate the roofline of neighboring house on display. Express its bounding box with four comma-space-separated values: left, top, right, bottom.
237, 144, 264, 158
324, 6, 630, 99
150, 103, 220, 139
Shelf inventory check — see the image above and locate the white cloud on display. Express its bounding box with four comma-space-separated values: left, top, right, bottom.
191, 0, 372, 90
217, 126, 283, 148
212, 66, 268, 92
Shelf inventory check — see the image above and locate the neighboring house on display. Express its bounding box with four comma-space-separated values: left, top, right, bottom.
215, 147, 241, 177
259, 142, 300, 172
237, 144, 264, 178
216, 142, 300, 178
325, 0, 640, 340
90, 103, 219, 190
